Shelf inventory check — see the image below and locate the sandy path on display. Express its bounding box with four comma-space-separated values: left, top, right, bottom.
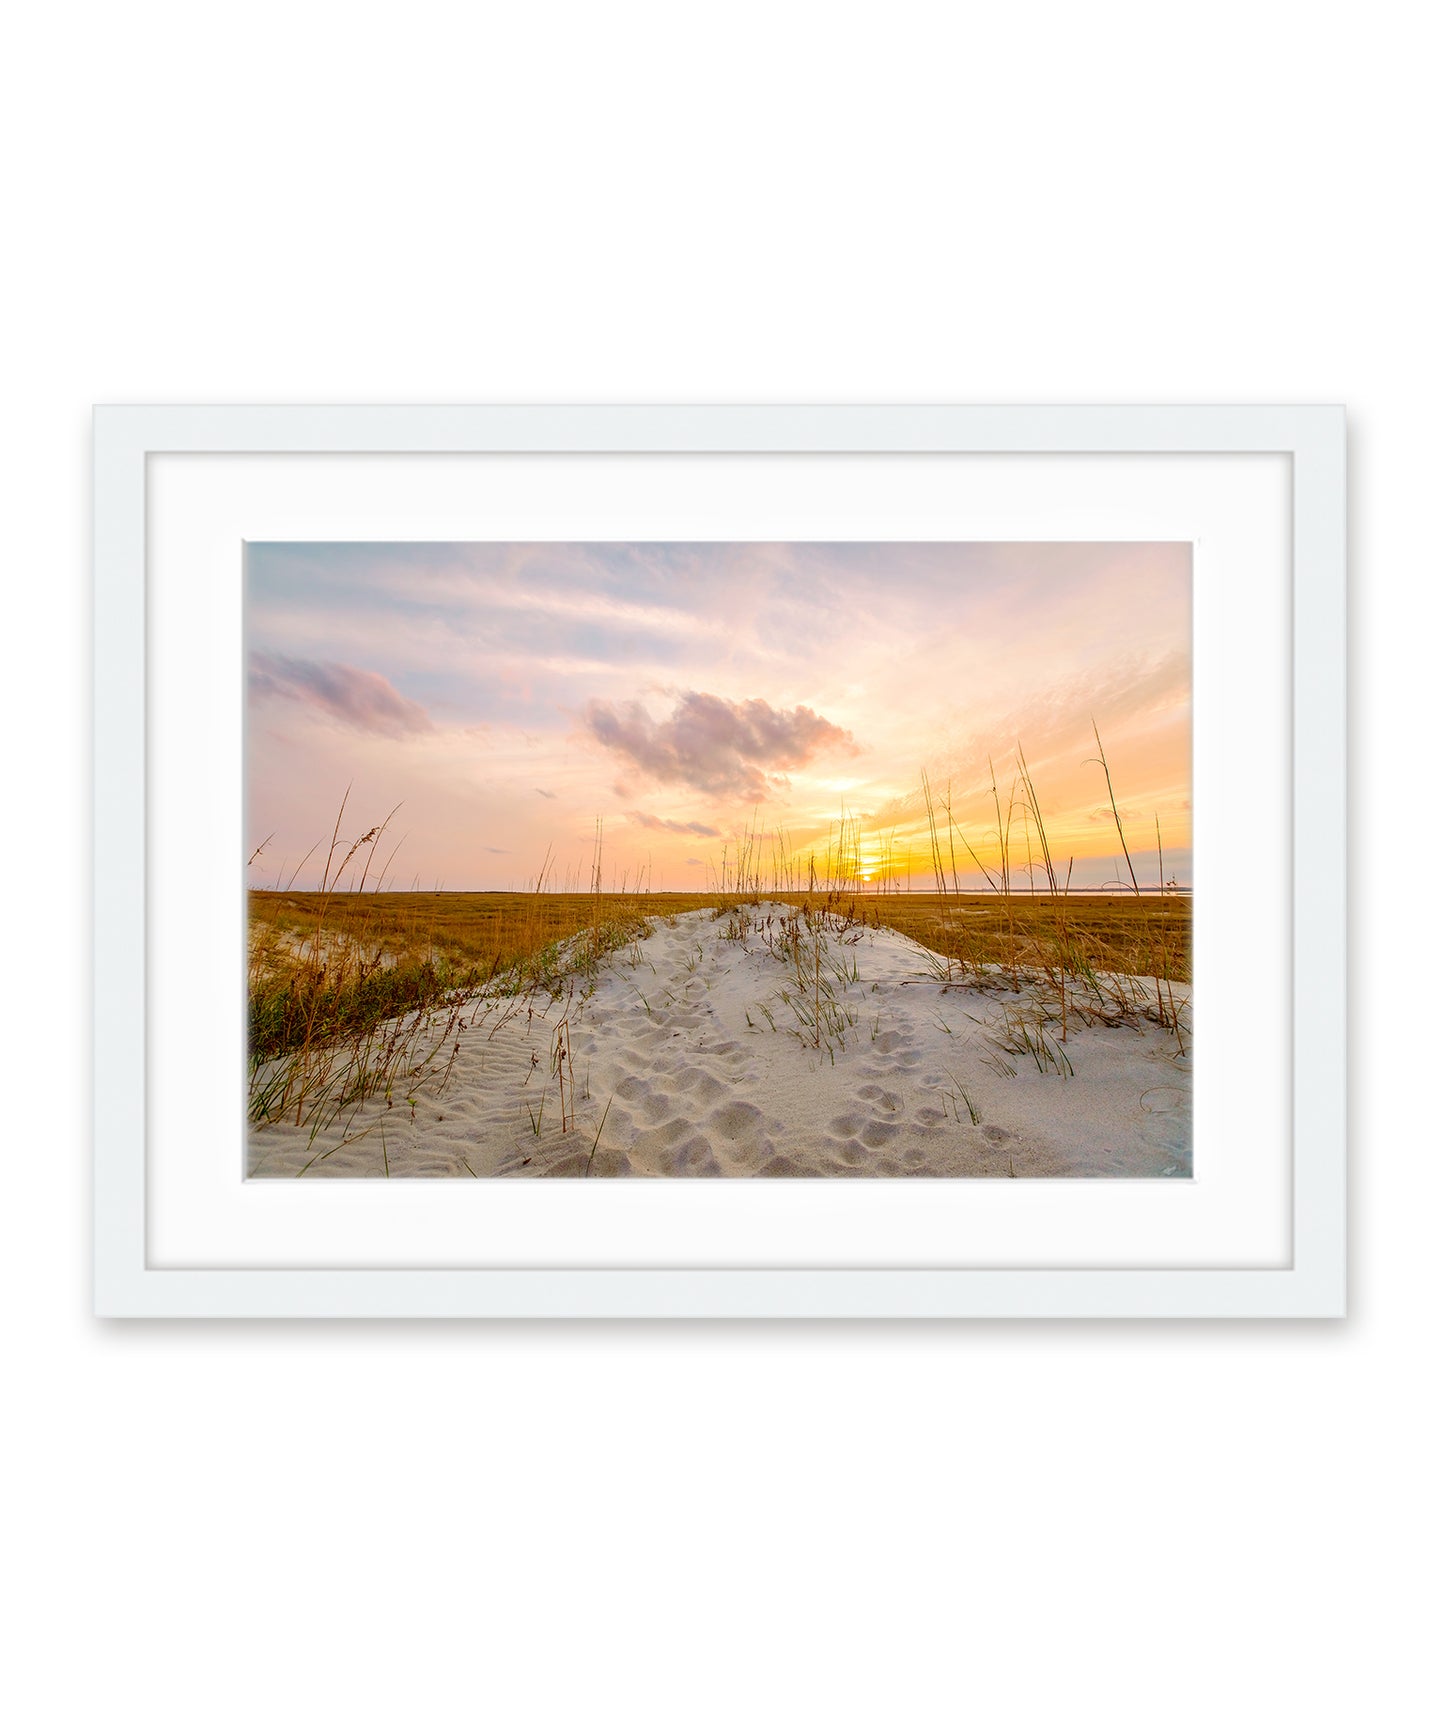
248, 903, 1191, 1178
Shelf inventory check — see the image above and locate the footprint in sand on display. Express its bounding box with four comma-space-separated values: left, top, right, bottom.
830, 1112, 896, 1149
822, 1135, 873, 1169
629, 1120, 718, 1175
859, 1054, 922, 1084
710, 1100, 765, 1140
706, 1101, 775, 1171
671, 1066, 728, 1106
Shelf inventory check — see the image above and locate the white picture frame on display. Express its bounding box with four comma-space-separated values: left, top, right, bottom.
94, 404, 1345, 1317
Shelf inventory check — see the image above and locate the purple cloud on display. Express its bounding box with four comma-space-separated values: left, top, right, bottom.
249, 650, 432, 737
584, 690, 855, 802
625, 811, 722, 838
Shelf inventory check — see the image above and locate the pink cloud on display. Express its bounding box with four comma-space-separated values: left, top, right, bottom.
249, 651, 433, 737
584, 690, 855, 802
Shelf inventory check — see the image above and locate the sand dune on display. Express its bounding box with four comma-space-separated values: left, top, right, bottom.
248, 903, 1191, 1179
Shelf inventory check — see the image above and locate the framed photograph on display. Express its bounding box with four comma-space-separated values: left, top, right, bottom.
94, 405, 1345, 1317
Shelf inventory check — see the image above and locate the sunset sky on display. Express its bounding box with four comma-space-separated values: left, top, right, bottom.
245, 542, 1191, 893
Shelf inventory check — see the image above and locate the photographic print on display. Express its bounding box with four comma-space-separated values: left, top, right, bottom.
246, 541, 1191, 1179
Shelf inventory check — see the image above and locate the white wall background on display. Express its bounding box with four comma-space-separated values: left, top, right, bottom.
3, 4, 1436, 1729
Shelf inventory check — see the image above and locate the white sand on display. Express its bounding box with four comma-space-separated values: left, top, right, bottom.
248, 903, 1191, 1178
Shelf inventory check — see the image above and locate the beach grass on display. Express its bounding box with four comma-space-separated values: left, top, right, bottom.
251, 886, 1188, 999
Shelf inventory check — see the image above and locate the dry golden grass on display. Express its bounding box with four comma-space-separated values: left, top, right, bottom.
251, 885, 1189, 990
790, 891, 1189, 982
249, 889, 727, 984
